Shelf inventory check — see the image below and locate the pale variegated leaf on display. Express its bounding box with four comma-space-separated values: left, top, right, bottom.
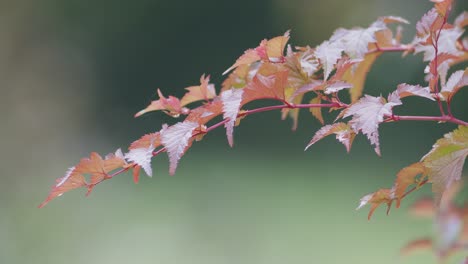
160, 121, 199, 175
343, 94, 401, 155
324, 81, 353, 94
221, 89, 244, 147
396, 83, 435, 100
314, 40, 343, 80
125, 145, 156, 177
305, 122, 355, 152
330, 20, 386, 59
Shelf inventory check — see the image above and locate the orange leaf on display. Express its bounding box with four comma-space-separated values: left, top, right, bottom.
135, 89, 187, 117
394, 162, 427, 207
343, 52, 380, 102
357, 188, 394, 220
223, 32, 289, 75
180, 74, 217, 106
400, 238, 433, 256
408, 197, 435, 218
242, 70, 289, 105
129, 132, 161, 150
39, 151, 126, 208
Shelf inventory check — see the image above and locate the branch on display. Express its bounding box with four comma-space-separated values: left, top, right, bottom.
388, 115, 468, 126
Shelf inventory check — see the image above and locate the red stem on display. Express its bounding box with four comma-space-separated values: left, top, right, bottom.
390, 115, 468, 126
432, 13, 449, 116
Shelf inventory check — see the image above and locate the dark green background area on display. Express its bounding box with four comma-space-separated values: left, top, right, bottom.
1, 0, 467, 263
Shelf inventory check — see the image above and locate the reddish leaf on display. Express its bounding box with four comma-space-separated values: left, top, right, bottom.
242, 70, 289, 105
129, 132, 161, 150
305, 122, 355, 152
135, 89, 187, 117
185, 100, 223, 125
223, 32, 290, 75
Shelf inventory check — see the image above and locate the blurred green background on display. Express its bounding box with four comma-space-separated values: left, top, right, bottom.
1, 0, 467, 263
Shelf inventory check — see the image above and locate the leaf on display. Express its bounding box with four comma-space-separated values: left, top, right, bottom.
135, 89, 187, 117
314, 40, 343, 80
221, 64, 250, 91
422, 126, 468, 205
129, 132, 161, 150
125, 144, 156, 177
184, 100, 223, 125
39, 150, 126, 208
414, 28, 464, 61
39, 166, 85, 208
343, 52, 379, 102
160, 121, 199, 175
281, 86, 304, 130
394, 162, 428, 207
408, 197, 435, 218
222, 46, 262, 76
242, 70, 289, 104
431, 0, 453, 17
180, 74, 217, 106
379, 16, 409, 25
223, 32, 289, 75
221, 89, 244, 147
309, 96, 324, 125
324, 81, 353, 94
396, 83, 435, 101
427, 53, 459, 91
455, 11, 468, 28
343, 94, 401, 156
400, 238, 433, 256
441, 69, 468, 101
356, 188, 394, 220
266, 31, 290, 60
305, 122, 356, 152
330, 20, 386, 59
77, 151, 126, 186
299, 47, 319, 78
416, 8, 439, 38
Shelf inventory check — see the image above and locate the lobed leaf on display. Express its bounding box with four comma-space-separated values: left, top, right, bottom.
343, 94, 401, 156
180, 74, 217, 106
